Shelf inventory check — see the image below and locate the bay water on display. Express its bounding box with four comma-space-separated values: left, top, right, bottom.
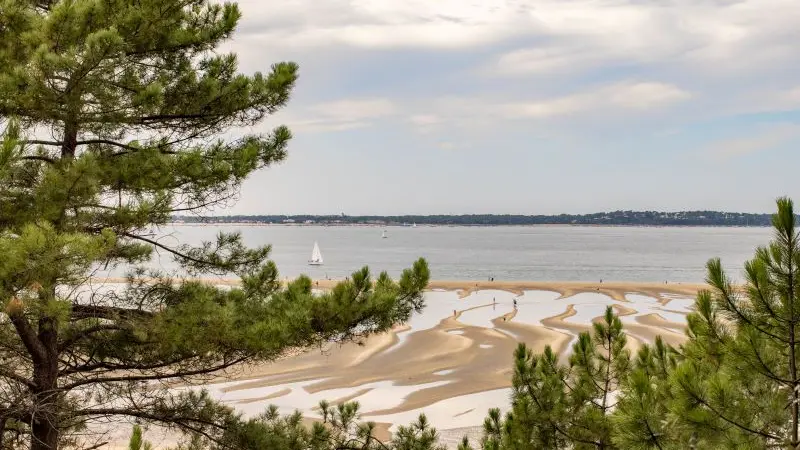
129, 225, 772, 283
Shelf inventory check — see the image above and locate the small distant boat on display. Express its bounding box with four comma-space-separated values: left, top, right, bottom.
382, 229, 388, 239
308, 241, 323, 265
412, 222, 417, 228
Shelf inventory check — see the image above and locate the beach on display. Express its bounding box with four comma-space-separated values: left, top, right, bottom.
94, 279, 701, 448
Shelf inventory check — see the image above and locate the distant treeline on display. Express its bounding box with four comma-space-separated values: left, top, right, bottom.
172, 210, 786, 226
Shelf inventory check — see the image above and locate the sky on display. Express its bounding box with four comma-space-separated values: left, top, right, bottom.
220, 0, 800, 215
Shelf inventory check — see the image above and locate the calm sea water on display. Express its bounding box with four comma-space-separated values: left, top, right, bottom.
133, 225, 773, 283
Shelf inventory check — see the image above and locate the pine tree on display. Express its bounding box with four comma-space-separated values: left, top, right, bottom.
129, 401, 447, 450
0, 1, 429, 449
610, 336, 679, 449
667, 197, 800, 448
128, 425, 152, 450
480, 306, 630, 449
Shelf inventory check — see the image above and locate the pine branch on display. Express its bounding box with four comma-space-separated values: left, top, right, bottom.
23, 138, 173, 155
119, 232, 217, 269
69, 304, 153, 321
715, 282, 789, 344
7, 311, 46, 366
0, 406, 32, 424
0, 367, 35, 390
60, 357, 249, 391
19, 155, 56, 164
168, 193, 238, 213
676, 376, 781, 441
59, 351, 239, 377
72, 408, 225, 442
58, 324, 126, 352
22, 139, 61, 147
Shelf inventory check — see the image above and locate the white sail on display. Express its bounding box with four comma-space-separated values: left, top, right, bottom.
309, 241, 323, 265
381, 229, 387, 239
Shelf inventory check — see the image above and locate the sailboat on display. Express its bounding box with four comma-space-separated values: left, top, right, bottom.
381, 229, 387, 239
308, 241, 323, 265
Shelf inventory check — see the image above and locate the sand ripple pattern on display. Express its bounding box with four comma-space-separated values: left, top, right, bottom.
191, 283, 698, 434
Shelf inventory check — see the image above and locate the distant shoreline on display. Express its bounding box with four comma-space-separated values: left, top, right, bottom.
171, 210, 782, 227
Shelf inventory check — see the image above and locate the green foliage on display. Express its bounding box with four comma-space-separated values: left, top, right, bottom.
128, 425, 153, 450
610, 337, 679, 450
479, 306, 630, 449
665, 197, 800, 448
0, 1, 429, 449
128, 401, 446, 450
392, 414, 447, 450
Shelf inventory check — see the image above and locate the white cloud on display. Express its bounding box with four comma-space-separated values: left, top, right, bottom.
608, 83, 692, 110
477, 0, 800, 77
308, 98, 396, 119
235, 0, 531, 49
717, 86, 800, 117
494, 82, 691, 119
229, 0, 798, 131
407, 114, 444, 133
409, 115, 442, 126
275, 98, 396, 133
488, 45, 601, 76
706, 123, 800, 159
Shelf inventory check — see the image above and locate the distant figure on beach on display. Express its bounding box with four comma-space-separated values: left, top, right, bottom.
315, 281, 319, 287
453, 309, 457, 317
513, 299, 518, 309
493, 297, 496, 304
600, 279, 603, 284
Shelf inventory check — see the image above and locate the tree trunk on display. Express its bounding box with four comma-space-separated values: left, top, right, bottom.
30, 419, 57, 450
60, 121, 78, 160
31, 316, 59, 450
789, 228, 798, 448
0, 417, 6, 450
791, 324, 798, 449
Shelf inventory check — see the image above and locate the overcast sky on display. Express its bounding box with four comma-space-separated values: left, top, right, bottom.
220, 0, 800, 215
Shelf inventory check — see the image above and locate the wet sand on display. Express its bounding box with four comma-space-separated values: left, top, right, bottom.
91, 277, 706, 296
214, 285, 697, 412
87, 280, 701, 448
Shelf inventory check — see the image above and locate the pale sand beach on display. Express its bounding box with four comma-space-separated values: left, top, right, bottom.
88, 279, 703, 448
90, 277, 708, 295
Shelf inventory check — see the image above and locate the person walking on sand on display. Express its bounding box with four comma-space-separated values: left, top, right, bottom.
513, 298, 518, 309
